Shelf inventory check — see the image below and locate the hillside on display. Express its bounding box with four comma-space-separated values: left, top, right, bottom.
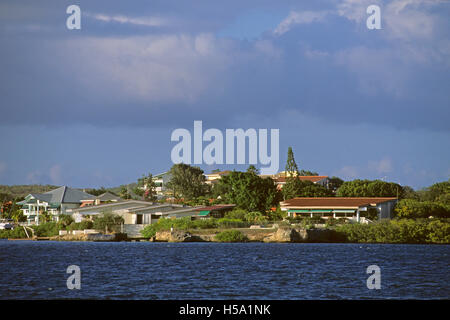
0, 182, 139, 201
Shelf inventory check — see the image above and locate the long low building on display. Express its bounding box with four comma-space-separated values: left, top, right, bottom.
280, 197, 398, 222
67, 200, 198, 224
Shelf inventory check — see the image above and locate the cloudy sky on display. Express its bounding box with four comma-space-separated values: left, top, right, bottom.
0, 0, 449, 189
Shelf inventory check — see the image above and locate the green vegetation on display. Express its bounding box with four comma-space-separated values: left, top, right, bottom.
395, 199, 450, 219
133, 173, 157, 201
140, 217, 219, 238
0, 227, 29, 239
214, 230, 248, 242
166, 164, 207, 199
213, 168, 280, 212
32, 222, 61, 237
66, 220, 94, 231
284, 180, 334, 199
282, 147, 334, 199
336, 179, 403, 197
84, 187, 108, 196
217, 218, 250, 228
0, 184, 58, 201
92, 212, 124, 233
335, 219, 449, 244
417, 180, 450, 205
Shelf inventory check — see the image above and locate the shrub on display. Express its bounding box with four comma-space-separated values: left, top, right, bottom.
32, 222, 60, 237
0, 227, 28, 239
92, 212, 124, 233
225, 209, 247, 220
394, 199, 450, 219
217, 218, 249, 228
244, 211, 268, 223
140, 217, 218, 238
214, 230, 248, 242
58, 214, 74, 228
335, 219, 450, 244
269, 207, 287, 221
67, 220, 94, 231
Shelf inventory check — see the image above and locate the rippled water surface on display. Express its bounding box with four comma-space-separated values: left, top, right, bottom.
0, 240, 449, 299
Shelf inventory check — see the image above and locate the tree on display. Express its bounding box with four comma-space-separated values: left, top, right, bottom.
418, 179, 450, 205
58, 214, 74, 228
285, 147, 299, 177
214, 170, 281, 212
246, 165, 259, 175
93, 211, 124, 233
134, 173, 157, 201
394, 199, 450, 219
328, 176, 344, 192
11, 209, 26, 223
298, 170, 319, 176
166, 164, 206, 200
336, 179, 403, 198
119, 186, 131, 200
283, 147, 302, 200
402, 186, 420, 200
283, 180, 334, 199
85, 187, 108, 196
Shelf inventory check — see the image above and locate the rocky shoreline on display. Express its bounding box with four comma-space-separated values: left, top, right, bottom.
7, 227, 342, 243
151, 227, 342, 243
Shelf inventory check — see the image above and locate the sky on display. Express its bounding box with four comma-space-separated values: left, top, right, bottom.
0, 0, 449, 189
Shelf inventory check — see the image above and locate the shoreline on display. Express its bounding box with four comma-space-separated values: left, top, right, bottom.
4, 226, 449, 244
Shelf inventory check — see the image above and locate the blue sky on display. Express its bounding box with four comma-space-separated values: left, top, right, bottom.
0, 0, 449, 189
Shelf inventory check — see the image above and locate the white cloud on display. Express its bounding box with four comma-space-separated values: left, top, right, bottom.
337, 0, 381, 23
62, 34, 231, 104
368, 157, 393, 174
336, 165, 359, 179
338, 0, 444, 42
334, 46, 411, 97
60, 33, 280, 105
273, 10, 328, 35
87, 13, 170, 28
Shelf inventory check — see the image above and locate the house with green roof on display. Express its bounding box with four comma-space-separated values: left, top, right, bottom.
17, 186, 96, 225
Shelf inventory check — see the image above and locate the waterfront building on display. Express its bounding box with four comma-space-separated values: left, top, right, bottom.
17, 186, 96, 225
280, 197, 398, 222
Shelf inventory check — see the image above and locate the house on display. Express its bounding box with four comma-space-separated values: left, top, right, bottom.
194, 204, 236, 219
152, 172, 172, 197
280, 197, 398, 222
17, 186, 96, 225
204, 170, 232, 185
79, 191, 122, 207
67, 200, 200, 238
68, 200, 198, 225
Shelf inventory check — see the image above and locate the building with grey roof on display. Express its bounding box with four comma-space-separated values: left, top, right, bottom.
17, 186, 96, 225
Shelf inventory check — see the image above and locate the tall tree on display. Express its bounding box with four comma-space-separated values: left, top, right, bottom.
166, 164, 206, 200
134, 173, 157, 201
285, 147, 299, 177
283, 147, 301, 199
119, 186, 131, 200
